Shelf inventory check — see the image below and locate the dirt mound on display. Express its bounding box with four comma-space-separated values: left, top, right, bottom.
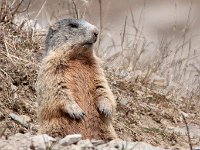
106, 71, 200, 149
0, 0, 42, 136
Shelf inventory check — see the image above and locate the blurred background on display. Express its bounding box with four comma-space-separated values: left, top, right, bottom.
8, 0, 200, 100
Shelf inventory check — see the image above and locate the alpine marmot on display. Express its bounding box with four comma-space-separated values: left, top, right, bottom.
36, 18, 117, 140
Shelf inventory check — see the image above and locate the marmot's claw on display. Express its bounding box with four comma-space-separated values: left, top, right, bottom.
101, 109, 112, 117
63, 103, 85, 120
97, 99, 112, 117
69, 111, 85, 120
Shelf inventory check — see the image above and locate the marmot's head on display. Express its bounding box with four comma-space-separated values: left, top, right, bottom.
45, 19, 99, 52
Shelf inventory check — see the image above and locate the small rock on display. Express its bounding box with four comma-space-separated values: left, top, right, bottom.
124, 141, 165, 150
120, 99, 129, 105
150, 74, 166, 87
91, 139, 105, 146
77, 139, 93, 148
119, 70, 128, 78
14, 133, 24, 137
20, 115, 31, 123
59, 134, 82, 146
9, 113, 29, 128
24, 132, 31, 136
107, 139, 125, 149
173, 124, 200, 138
96, 139, 123, 150
97, 139, 165, 150
67, 144, 81, 150
13, 92, 18, 99
11, 84, 17, 91
31, 134, 56, 150
194, 146, 200, 150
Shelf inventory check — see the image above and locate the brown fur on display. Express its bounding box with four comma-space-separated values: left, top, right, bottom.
36, 44, 117, 140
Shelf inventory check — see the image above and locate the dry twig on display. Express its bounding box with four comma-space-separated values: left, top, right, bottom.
181, 113, 193, 150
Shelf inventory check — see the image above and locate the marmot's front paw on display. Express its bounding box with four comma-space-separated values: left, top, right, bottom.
97, 98, 113, 117
62, 103, 85, 119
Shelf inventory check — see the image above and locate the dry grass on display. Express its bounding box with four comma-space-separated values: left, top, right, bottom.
0, 0, 41, 136
105, 70, 200, 148
92, 1, 200, 108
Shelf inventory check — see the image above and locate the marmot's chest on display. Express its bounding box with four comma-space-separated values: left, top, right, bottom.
64, 60, 99, 116
65, 60, 97, 97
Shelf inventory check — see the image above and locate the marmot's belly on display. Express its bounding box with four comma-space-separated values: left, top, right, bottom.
67, 85, 103, 139
63, 99, 104, 139
62, 63, 104, 139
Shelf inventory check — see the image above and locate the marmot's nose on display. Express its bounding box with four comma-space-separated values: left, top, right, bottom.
94, 32, 98, 38
92, 28, 99, 39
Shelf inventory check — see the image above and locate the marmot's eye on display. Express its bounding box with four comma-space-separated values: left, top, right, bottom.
68, 23, 79, 28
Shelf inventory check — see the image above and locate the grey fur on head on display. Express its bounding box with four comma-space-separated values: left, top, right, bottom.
45, 19, 99, 53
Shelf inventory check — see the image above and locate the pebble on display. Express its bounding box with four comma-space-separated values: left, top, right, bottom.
77, 139, 93, 148
59, 134, 82, 146
31, 134, 56, 150
0, 133, 187, 150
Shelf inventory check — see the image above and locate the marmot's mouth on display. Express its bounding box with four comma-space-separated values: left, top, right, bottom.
82, 42, 93, 48
82, 39, 97, 47
83, 42, 93, 45
81, 34, 97, 48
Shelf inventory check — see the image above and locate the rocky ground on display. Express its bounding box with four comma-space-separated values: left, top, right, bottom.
0, 133, 166, 150
0, 1, 200, 150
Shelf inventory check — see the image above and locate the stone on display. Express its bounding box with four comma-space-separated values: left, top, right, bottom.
120, 99, 129, 105
173, 123, 200, 138
31, 134, 56, 150
67, 144, 81, 150
9, 113, 29, 128
91, 139, 105, 146
77, 139, 93, 148
150, 74, 166, 87
97, 139, 165, 150
194, 146, 200, 150
59, 134, 82, 146
20, 115, 31, 123
14, 133, 24, 137
95, 139, 123, 150
123, 141, 165, 150
0, 133, 189, 150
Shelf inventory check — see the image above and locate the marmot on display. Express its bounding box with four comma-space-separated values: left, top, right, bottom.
36, 19, 117, 140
